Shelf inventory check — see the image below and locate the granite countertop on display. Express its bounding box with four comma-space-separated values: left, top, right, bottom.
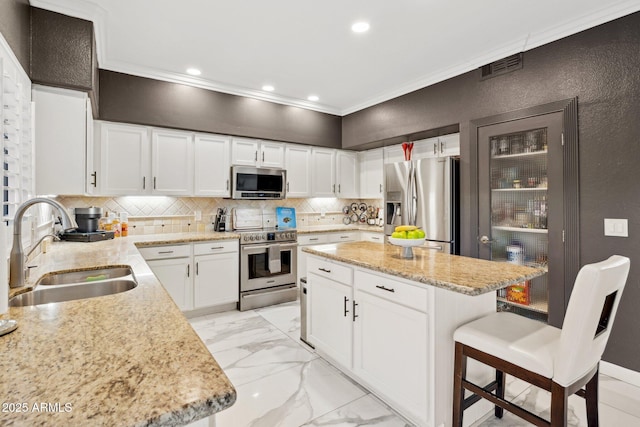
302, 241, 545, 296
296, 225, 384, 234
1, 232, 239, 426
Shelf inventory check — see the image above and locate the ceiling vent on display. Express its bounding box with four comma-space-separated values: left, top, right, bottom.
480, 53, 523, 80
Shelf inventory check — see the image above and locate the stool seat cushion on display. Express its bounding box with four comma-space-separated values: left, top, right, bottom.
454, 312, 561, 378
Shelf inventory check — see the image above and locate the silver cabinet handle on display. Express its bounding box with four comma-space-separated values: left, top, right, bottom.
143, 176, 146, 189
332, 184, 335, 193
309, 238, 319, 241
318, 267, 331, 273
262, 151, 265, 162
352, 300, 359, 321
344, 296, 350, 317
158, 250, 174, 254
440, 141, 444, 153
338, 184, 341, 193
376, 285, 395, 293
187, 264, 190, 277
226, 179, 229, 190
153, 177, 157, 189
340, 236, 349, 239
91, 171, 97, 187
433, 143, 437, 155
371, 236, 381, 241
211, 246, 224, 250
255, 151, 258, 161
379, 183, 382, 193
196, 262, 199, 276
287, 182, 290, 192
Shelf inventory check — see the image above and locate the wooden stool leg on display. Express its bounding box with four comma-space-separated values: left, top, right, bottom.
452, 342, 467, 427
551, 381, 568, 427
585, 369, 599, 427
495, 370, 505, 418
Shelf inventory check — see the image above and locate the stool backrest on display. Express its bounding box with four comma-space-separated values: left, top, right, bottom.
554, 255, 630, 386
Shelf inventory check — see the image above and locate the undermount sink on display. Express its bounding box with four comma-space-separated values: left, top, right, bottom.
36, 266, 134, 286
9, 266, 137, 307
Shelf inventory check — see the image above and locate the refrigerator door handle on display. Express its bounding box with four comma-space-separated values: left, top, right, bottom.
408, 163, 418, 226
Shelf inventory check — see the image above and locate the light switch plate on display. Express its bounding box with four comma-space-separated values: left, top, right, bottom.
604, 218, 628, 237
194, 210, 202, 221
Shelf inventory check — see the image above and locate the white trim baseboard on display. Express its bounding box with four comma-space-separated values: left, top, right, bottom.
601, 361, 640, 387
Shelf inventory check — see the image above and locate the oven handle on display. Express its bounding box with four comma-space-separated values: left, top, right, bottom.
241, 243, 298, 252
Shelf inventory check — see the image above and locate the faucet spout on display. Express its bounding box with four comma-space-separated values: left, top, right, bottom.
9, 198, 77, 288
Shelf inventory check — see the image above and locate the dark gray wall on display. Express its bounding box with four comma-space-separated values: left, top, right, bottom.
99, 70, 342, 148
0, 0, 30, 72
30, 7, 98, 113
343, 12, 640, 371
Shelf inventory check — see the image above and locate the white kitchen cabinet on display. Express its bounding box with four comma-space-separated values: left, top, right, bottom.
308, 271, 353, 368
141, 241, 239, 313
360, 231, 384, 243
97, 122, 150, 195
194, 133, 231, 197
359, 148, 384, 199
284, 144, 312, 198
193, 241, 239, 308
33, 86, 93, 195
384, 134, 460, 164
151, 129, 193, 195
311, 148, 336, 197
231, 137, 284, 168
147, 256, 192, 311
336, 150, 359, 198
353, 270, 429, 425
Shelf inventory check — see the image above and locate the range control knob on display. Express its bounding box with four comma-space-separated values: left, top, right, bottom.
243, 236, 249, 242
250, 235, 255, 241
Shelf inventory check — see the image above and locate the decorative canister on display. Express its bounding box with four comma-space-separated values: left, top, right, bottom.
506, 245, 524, 265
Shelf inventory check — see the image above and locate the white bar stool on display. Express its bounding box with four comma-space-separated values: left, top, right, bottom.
452, 255, 630, 427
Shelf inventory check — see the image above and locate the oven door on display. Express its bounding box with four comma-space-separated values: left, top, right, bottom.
241, 242, 297, 292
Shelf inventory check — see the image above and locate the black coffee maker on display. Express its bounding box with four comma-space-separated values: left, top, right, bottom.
60, 207, 115, 242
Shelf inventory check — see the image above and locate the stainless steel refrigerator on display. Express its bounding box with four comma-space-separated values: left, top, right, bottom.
384, 157, 460, 254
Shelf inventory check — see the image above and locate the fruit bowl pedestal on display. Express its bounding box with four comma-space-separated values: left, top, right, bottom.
388, 237, 426, 259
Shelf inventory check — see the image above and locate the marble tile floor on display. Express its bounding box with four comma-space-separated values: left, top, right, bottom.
189, 302, 640, 427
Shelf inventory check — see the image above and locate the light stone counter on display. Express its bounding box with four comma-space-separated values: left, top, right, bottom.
1, 232, 239, 426
296, 225, 383, 234
302, 241, 545, 295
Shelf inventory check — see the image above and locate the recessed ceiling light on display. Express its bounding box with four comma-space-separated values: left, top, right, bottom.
186, 68, 201, 76
262, 85, 275, 92
351, 22, 370, 33
307, 95, 319, 102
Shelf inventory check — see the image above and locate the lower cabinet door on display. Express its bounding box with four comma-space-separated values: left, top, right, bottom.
194, 253, 239, 308
308, 273, 353, 369
147, 258, 192, 311
353, 289, 429, 425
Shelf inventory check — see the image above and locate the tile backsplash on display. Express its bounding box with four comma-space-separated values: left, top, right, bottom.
56, 196, 384, 235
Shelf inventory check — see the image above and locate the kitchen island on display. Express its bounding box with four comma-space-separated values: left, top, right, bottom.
302, 241, 544, 427
1, 232, 239, 427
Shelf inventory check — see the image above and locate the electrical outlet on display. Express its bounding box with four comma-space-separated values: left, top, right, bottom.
194, 211, 202, 221
320, 208, 326, 218
604, 218, 628, 237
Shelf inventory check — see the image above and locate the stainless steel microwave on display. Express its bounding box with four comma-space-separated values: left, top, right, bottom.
230, 166, 287, 200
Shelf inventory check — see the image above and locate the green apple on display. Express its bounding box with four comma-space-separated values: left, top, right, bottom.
416, 229, 425, 238
391, 231, 407, 239
407, 230, 419, 239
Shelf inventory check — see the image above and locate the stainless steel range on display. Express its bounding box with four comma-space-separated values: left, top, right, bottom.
234, 209, 298, 311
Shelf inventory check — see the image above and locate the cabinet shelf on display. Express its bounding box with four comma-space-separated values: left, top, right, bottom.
497, 297, 548, 314
492, 187, 547, 192
492, 150, 547, 160
492, 226, 548, 234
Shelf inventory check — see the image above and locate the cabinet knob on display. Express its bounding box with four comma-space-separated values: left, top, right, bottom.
479, 235, 494, 245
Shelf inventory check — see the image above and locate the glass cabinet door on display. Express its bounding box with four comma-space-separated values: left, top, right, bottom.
477, 112, 564, 322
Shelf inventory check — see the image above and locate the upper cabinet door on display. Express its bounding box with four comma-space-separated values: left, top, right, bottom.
359, 148, 384, 199
284, 145, 311, 198
260, 141, 285, 168
151, 129, 193, 195
194, 134, 231, 197
33, 86, 88, 196
231, 137, 260, 166
98, 122, 150, 195
336, 151, 359, 198
311, 148, 336, 197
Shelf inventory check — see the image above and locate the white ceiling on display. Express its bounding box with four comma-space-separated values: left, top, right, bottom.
30, 0, 640, 115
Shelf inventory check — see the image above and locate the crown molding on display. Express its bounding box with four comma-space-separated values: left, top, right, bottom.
28, 0, 640, 117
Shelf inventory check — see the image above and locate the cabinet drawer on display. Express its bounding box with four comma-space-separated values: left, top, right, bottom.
193, 240, 238, 255
299, 234, 329, 245
328, 232, 358, 243
308, 256, 352, 285
138, 244, 191, 260
361, 232, 384, 243
355, 270, 428, 313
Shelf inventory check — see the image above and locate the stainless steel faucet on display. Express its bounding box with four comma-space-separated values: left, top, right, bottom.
9, 198, 77, 288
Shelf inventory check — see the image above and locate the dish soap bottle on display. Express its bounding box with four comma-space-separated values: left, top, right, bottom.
120, 212, 129, 237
